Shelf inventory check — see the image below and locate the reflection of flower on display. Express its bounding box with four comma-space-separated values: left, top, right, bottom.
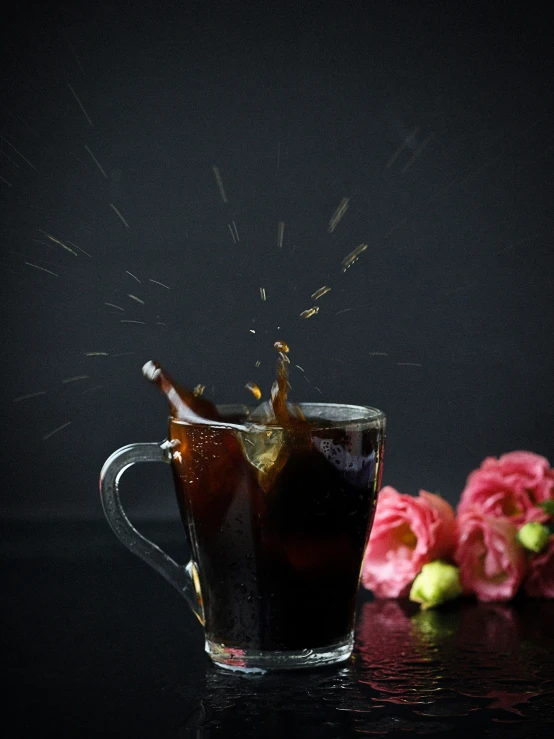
455, 509, 527, 602
361, 487, 456, 598
356, 598, 461, 705
411, 605, 460, 642
458, 451, 554, 526
524, 536, 554, 598
357, 599, 416, 671
456, 601, 521, 653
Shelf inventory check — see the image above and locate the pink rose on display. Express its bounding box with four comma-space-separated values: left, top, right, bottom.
524, 536, 554, 598
361, 486, 457, 598
455, 508, 527, 602
458, 451, 554, 527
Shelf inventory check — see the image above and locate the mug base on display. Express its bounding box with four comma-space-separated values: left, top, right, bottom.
205, 633, 354, 672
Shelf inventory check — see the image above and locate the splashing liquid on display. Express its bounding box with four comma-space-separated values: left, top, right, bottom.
142, 360, 221, 424
143, 340, 303, 429
269, 341, 307, 429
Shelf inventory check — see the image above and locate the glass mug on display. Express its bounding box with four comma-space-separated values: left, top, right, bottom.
100, 403, 386, 671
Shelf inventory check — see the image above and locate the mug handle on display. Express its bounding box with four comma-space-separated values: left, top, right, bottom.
99, 442, 204, 624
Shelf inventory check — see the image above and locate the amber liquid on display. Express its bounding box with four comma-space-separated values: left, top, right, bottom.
145, 347, 384, 651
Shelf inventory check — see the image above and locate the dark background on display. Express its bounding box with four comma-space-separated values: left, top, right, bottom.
1, 0, 552, 522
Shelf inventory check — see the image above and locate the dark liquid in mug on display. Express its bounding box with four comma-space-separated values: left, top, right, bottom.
145, 345, 384, 651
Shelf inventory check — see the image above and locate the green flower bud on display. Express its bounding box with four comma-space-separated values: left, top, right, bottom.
539, 500, 554, 516
517, 522, 550, 553
409, 561, 462, 610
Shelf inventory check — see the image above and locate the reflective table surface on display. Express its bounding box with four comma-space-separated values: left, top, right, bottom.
2, 522, 553, 737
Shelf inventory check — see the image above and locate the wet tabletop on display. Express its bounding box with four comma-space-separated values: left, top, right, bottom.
2, 522, 554, 738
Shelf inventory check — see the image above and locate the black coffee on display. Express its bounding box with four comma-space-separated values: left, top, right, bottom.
169, 412, 383, 650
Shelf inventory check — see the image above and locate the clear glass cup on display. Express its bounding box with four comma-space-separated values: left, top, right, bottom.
100, 403, 385, 672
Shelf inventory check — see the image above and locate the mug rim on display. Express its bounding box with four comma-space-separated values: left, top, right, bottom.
169, 402, 386, 431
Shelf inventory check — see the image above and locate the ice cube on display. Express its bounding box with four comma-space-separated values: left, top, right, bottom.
248, 400, 276, 424
238, 426, 286, 476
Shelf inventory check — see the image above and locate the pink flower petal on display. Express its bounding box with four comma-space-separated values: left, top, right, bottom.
362, 486, 457, 599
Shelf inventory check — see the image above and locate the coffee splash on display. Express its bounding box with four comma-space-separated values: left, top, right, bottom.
142, 360, 222, 424
143, 340, 305, 429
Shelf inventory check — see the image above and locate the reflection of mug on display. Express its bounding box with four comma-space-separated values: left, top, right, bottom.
100, 403, 385, 671
179, 662, 360, 738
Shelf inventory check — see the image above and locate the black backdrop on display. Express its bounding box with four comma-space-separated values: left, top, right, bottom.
1, 0, 552, 521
